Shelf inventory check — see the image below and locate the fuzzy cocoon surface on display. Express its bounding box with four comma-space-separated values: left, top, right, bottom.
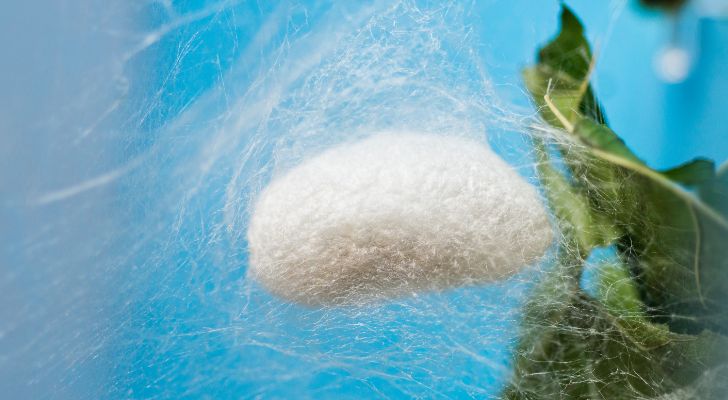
247, 133, 553, 306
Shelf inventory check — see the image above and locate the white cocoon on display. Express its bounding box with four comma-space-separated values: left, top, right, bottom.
248, 133, 553, 306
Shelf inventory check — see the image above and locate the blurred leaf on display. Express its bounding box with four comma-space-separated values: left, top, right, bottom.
699, 164, 728, 215
573, 118, 642, 164
538, 6, 591, 81
522, 67, 579, 128
563, 129, 727, 332
503, 261, 728, 399
597, 262, 643, 316
639, 0, 687, 12
576, 149, 728, 333
523, 3, 728, 334
508, 4, 728, 398
522, 6, 606, 129
535, 142, 618, 254
656, 364, 728, 400
662, 158, 716, 187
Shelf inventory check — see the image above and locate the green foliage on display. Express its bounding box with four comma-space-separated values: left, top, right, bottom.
662, 158, 716, 187
534, 143, 618, 253
504, 6, 728, 399
504, 261, 728, 399
522, 5, 605, 128
700, 164, 728, 215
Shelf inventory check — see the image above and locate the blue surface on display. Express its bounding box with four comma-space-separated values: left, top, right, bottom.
135, 1, 728, 166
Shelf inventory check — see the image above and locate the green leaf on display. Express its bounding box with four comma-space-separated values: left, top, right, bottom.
522, 67, 585, 128
568, 145, 728, 333
662, 158, 716, 188
597, 262, 643, 316
502, 260, 728, 399
522, 6, 606, 129
537, 6, 591, 83
524, 3, 728, 334
699, 164, 728, 215
511, 4, 728, 398
573, 118, 643, 164
535, 141, 618, 254
510, 3, 728, 399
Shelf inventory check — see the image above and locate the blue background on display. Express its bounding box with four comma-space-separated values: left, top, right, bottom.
132, 1, 728, 169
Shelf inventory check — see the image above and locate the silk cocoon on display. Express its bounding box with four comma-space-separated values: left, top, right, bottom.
248, 133, 553, 306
